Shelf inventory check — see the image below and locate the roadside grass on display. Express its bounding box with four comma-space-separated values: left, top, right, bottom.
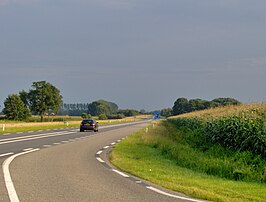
110, 123, 266, 202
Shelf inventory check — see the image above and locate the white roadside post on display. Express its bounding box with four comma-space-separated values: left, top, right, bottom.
2, 124, 5, 132
145, 127, 148, 133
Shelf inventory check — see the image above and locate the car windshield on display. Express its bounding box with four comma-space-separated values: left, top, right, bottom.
82, 119, 94, 124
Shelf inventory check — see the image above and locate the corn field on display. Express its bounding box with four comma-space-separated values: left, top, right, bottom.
168, 103, 266, 157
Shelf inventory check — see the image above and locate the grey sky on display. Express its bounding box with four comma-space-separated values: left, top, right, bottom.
0, 0, 265, 111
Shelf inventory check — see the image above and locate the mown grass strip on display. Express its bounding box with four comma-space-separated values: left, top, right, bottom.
110, 123, 266, 202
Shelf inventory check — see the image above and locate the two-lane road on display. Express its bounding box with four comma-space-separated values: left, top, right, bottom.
0, 122, 205, 202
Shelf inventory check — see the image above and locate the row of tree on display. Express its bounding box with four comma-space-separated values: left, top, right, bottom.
166, 97, 241, 116
61, 100, 141, 119
3, 81, 63, 121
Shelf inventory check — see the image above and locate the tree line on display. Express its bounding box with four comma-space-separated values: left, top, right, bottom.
61, 100, 141, 119
160, 97, 241, 117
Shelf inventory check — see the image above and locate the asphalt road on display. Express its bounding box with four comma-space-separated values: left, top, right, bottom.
0, 122, 205, 202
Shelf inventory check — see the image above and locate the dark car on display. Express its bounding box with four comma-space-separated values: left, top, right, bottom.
80, 119, 99, 132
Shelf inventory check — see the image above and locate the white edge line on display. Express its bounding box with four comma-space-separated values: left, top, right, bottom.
3, 149, 40, 202
146, 186, 204, 202
96, 157, 105, 163
0, 153, 14, 158
111, 142, 116, 145
103, 146, 109, 149
112, 169, 129, 178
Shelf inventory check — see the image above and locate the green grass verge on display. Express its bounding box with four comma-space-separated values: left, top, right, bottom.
110, 124, 266, 202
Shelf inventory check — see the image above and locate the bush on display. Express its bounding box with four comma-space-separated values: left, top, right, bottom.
81, 113, 87, 119
98, 114, 108, 120
107, 114, 125, 119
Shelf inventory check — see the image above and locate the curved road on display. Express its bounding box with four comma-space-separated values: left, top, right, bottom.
0, 122, 205, 202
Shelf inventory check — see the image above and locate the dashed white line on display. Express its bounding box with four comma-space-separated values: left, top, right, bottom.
111, 142, 116, 145
146, 186, 204, 202
43, 145, 52, 147
61, 141, 69, 143
96, 150, 103, 155
53, 143, 61, 145
0, 153, 14, 158
96, 157, 105, 163
23, 148, 34, 152
103, 146, 109, 149
3, 133, 11, 136
112, 169, 129, 178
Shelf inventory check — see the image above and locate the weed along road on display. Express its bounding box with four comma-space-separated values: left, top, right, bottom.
0, 121, 205, 202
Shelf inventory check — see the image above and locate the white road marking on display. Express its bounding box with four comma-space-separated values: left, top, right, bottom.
103, 146, 109, 149
0, 153, 14, 158
16, 132, 23, 134
3, 133, 11, 135
43, 145, 52, 147
96, 150, 103, 155
112, 169, 129, 178
53, 143, 61, 145
146, 186, 205, 202
23, 148, 34, 152
27, 131, 34, 133
3, 149, 40, 202
96, 157, 105, 163
111, 142, 116, 145
136, 181, 142, 184
0, 131, 76, 145
61, 141, 69, 143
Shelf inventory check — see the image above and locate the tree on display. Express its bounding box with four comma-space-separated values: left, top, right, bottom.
160, 108, 172, 117
19, 90, 29, 107
3, 94, 31, 120
87, 100, 118, 116
212, 98, 241, 106
172, 98, 189, 115
188, 99, 210, 112
28, 81, 63, 122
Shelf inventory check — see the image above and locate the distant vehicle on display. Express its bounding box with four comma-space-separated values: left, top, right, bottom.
80, 119, 99, 132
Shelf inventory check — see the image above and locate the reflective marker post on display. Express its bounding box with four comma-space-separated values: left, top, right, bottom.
2, 124, 5, 132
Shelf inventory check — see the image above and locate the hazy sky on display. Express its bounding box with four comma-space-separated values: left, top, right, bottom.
0, 0, 265, 111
